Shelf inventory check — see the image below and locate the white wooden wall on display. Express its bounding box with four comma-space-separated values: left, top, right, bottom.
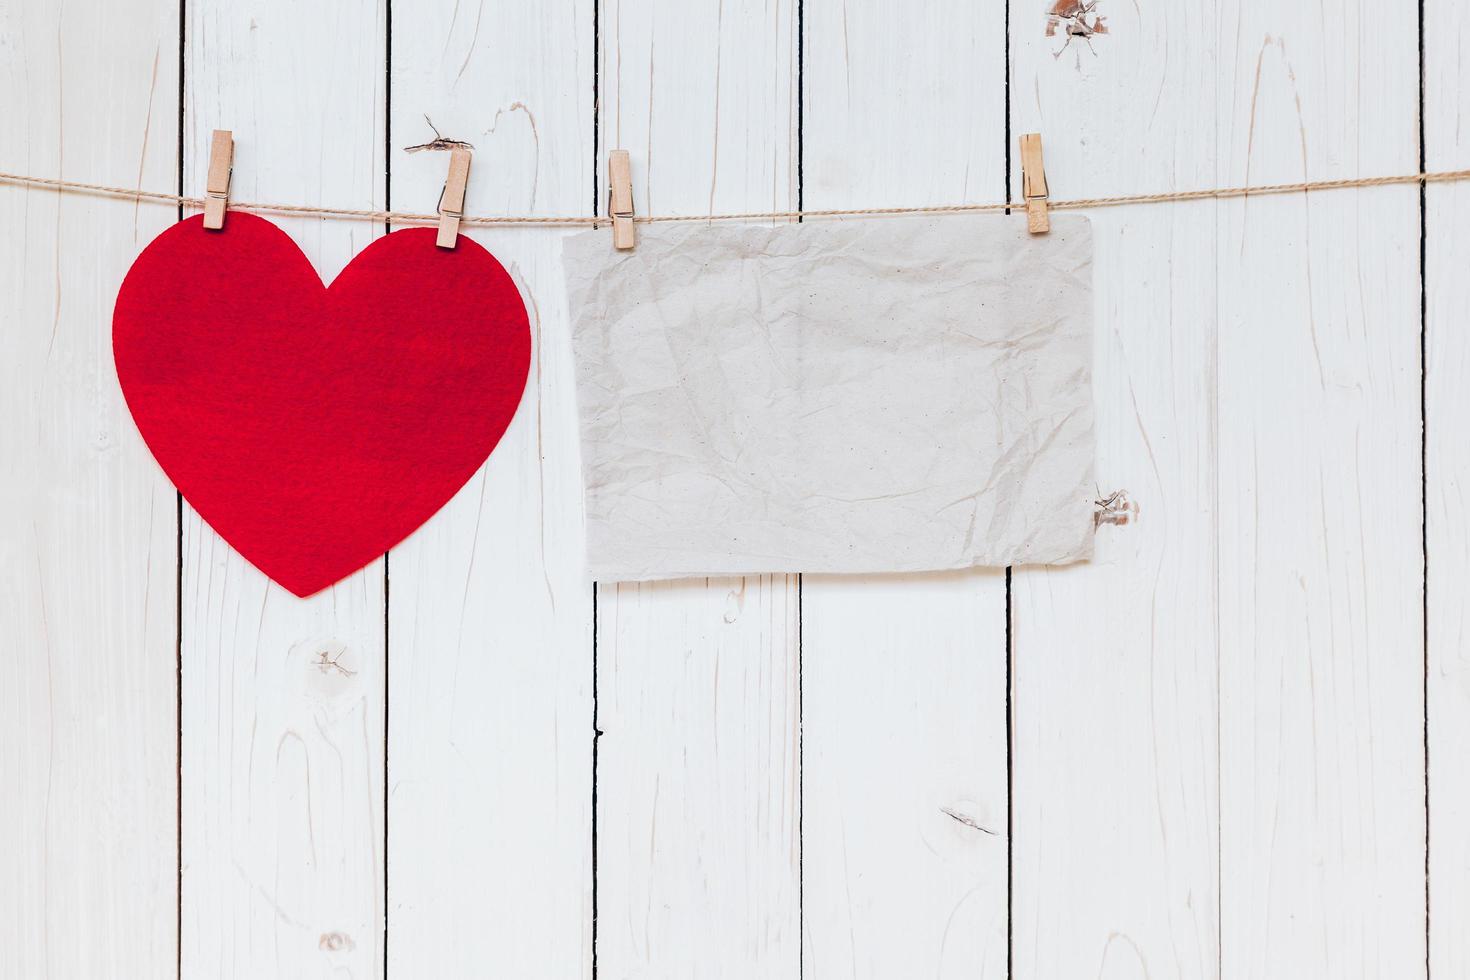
0, 0, 1450, 977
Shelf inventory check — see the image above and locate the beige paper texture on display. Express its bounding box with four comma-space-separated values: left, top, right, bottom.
563, 213, 1095, 581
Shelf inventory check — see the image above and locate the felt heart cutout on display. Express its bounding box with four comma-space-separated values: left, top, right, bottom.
114, 212, 531, 597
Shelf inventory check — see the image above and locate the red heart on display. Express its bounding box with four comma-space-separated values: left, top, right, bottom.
114, 212, 531, 597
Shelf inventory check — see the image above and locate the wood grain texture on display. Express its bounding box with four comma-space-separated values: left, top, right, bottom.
1008, 5, 1221, 978
1012, 2, 1426, 977
802, 576, 1008, 979
596, 578, 800, 977
0, 1, 180, 976
799, 3, 1010, 976
592, 3, 801, 977
1214, 3, 1425, 976
1427, 1, 1469, 976
180, 1, 388, 976
0, 2, 1451, 976
385, 2, 595, 976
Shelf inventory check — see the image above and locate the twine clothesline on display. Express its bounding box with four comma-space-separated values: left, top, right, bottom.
1, 167, 1467, 228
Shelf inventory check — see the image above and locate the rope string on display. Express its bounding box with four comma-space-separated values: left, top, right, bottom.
2, 167, 1467, 228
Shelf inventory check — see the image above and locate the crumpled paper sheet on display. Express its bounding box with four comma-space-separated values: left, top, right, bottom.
562, 213, 1095, 581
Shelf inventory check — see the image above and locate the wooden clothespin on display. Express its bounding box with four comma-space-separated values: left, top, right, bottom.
436, 147, 471, 249
608, 150, 635, 250
203, 130, 233, 230
1019, 133, 1050, 234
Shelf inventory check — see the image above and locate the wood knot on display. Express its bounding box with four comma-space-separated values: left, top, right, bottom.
1046, 1, 1109, 60
1094, 488, 1138, 528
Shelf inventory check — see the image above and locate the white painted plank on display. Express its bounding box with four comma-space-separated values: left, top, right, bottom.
799, 3, 1009, 976
0, 2, 180, 977
180, 2, 387, 976
1007, 5, 1221, 979
802, 576, 1007, 979
384, 3, 595, 977
1427, 2, 1470, 976
1213, 2, 1424, 976
593, 6, 801, 977
596, 578, 800, 976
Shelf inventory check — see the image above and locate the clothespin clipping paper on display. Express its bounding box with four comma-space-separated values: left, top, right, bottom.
609, 150, 635, 250
437, 147, 471, 249
1019, 133, 1050, 235
203, 130, 233, 230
